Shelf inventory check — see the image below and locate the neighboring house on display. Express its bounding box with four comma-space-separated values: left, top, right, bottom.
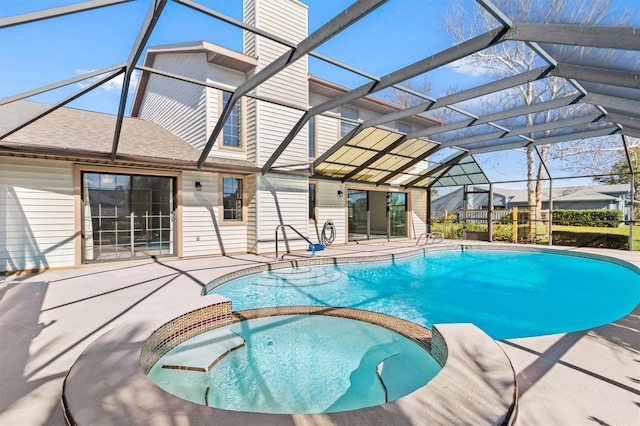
0, 0, 441, 274
432, 185, 631, 219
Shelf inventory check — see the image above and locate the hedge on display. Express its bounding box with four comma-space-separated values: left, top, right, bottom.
552, 231, 628, 250
551, 209, 623, 228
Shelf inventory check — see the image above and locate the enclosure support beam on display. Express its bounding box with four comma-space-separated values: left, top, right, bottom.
111, 0, 167, 162
197, 0, 387, 169
402, 152, 469, 189
488, 183, 494, 243
505, 22, 640, 51
426, 188, 432, 234
0, 0, 131, 28
622, 135, 635, 251
264, 26, 510, 174
0, 69, 125, 140
548, 177, 553, 246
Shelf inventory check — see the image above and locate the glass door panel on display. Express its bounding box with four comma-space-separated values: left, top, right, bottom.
389, 192, 407, 238
82, 172, 175, 263
348, 189, 368, 242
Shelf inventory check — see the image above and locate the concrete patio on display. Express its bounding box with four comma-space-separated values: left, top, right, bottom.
0, 240, 638, 425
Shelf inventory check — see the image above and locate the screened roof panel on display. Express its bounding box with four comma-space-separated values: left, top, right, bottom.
351, 168, 391, 182
3, 0, 638, 190
390, 138, 437, 157
369, 155, 411, 171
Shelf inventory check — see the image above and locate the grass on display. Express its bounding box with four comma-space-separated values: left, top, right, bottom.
432, 221, 640, 251
551, 224, 640, 251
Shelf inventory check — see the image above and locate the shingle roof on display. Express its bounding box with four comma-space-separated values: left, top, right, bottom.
0, 100, 258, 172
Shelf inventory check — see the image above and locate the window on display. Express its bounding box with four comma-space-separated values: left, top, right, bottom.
397, 122, 411, 134
222, 177, 243, 221
309, 182, 317, 221
308, 116, 316, 159
340, 106, 358, 138
222, 91, 241, 148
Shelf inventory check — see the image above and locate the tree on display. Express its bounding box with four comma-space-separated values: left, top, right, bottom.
597, 148, 638, 184
443, 0, 632, 212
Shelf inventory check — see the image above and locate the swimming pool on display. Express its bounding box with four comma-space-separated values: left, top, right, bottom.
208, 248, 640, 340
147, 314, 442, 414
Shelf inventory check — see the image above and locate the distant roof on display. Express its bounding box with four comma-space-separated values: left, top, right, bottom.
0, 100, 257, 172
432, 184, 629, 209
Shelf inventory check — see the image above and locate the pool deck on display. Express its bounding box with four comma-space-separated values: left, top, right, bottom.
0, 240, 638, 425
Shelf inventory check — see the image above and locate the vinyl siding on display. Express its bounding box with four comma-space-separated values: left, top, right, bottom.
243, 0, 257, 57
250, 0, 308, 168
253, 0, 307, 105
138, 52, 207, 150
182, 171, 247, 256
256, 101, 308, 166
315, 180, 347, 244
255, 173, 308, 254
246, 174, 258, 253
410, 188, 428, 238
245, 97, 257, 164
316, 113, 340, 159
0, 157, 74, 272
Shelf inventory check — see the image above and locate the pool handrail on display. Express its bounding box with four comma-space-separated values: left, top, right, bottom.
416, 232, 445, 246
275, 224, 316, 260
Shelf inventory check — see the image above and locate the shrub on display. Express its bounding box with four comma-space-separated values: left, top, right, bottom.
552, 209, 623, 228
492, 224, 513, 241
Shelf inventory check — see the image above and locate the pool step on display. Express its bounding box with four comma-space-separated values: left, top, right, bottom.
251, 267, 343, 287
161, 329, 245, 372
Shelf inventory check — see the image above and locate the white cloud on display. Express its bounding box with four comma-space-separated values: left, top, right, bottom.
75, 68, 139, 94
446, 58, 492, 77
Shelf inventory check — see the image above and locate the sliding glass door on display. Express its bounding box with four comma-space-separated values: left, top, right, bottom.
82, 172, 175, 263
347, 190, 407, 241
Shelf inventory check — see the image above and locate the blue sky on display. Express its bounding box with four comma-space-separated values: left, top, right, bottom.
0, 0, 472, 113
0, 0, 636, 187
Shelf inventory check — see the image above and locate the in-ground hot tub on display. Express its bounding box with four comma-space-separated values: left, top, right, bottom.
147, 313, 442, 414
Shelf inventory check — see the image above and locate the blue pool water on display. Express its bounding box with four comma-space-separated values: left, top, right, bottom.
209, 250, 640, 340
148, 315, 441, 414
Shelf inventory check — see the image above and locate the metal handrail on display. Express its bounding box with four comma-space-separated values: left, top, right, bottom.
275, 224, 316, 260
416, 232, 445, 246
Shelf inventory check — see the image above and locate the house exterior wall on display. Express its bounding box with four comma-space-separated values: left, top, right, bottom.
245, 0, 309, 168
138, 52, 208, 150
410, 188, 428, 238
255, 173, 309, 254
182, 171, 248, 256
0, 157, 75, 273
314, 180, 347, 244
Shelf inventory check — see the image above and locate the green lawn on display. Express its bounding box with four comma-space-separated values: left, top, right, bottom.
549, 224, 640, 251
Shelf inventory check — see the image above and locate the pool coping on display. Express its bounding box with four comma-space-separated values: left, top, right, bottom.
62, 304, 517, 426
59, 242, 639, 426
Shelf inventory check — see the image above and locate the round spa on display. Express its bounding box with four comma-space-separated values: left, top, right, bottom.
146, 313, 441, 414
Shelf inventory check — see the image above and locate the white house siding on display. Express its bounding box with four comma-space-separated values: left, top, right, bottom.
315, 180, 347, 245
316, 113, 340, 159
245, 97, 257, 164
255, 173, 308, 254
247, 0, 309, 168
138, 52, 207, 150
245, 175, 258, 253
181, 171, 247, 257
0, 157, 74, 272
255, 101, 308, 167
410, 188, 428, 239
